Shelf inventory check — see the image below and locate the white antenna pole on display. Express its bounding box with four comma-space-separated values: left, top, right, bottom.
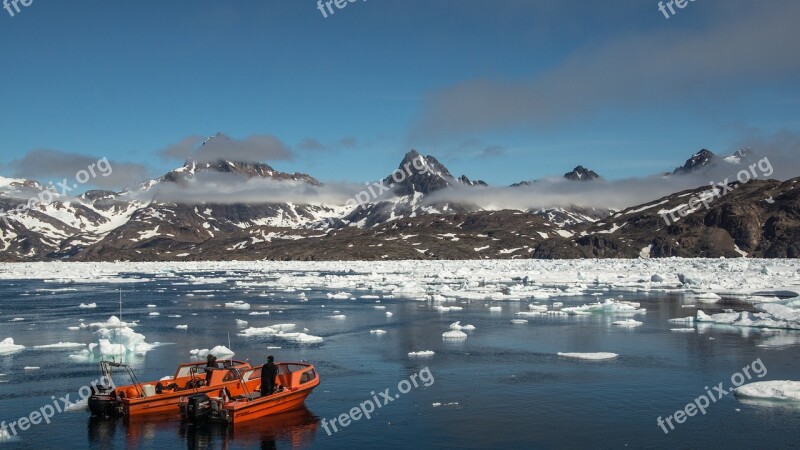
119, 288, 123, 362
228, 332, 232, 355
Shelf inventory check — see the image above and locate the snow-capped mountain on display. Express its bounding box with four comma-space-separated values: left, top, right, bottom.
0, 148, 796, 261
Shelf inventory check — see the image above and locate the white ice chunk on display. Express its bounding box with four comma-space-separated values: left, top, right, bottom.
33, 342, 86, 350
442, 330, 467, 339
0, 338, 25, 355
190, 346, 235, 358
557, 352, 618, 360
224, 301, 251, 310
612, 319, 643, 327
89, 316, 137, 329
735, 380, 800, 402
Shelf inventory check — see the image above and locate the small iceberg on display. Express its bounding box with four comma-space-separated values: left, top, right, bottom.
408, 350, 435, 357
442, 330, 467, 340
449, 321, 476, 331
0, 338, 25, 355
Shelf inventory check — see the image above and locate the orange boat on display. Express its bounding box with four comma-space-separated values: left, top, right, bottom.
89, 359, 252, 417
181, 362, 319, 424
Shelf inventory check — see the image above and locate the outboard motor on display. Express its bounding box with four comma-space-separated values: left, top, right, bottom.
88, 385, 119, 417
185, 393, 212, 423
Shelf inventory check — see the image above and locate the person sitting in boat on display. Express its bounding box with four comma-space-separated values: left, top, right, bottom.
261, 355, 278, 396
205, 354, 218, 384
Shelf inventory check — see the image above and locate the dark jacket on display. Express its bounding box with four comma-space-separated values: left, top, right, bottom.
263, 362, 278, 382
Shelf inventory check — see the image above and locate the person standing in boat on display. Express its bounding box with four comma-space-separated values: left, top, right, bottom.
261, 355, 278, 396
205, 354, 217, 384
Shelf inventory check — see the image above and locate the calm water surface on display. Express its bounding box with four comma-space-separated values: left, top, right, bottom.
0, 271, 798, 449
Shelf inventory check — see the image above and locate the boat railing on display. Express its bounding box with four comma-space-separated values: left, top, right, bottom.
232, 367, 255, 402
100, 360, 145, 398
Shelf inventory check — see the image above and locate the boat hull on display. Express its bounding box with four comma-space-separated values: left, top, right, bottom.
227, 386, 315, 424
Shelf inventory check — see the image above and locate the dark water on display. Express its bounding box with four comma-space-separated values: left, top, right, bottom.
0, 272, 798, 449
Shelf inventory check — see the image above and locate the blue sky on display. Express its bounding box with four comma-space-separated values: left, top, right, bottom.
1, 0, 798, 189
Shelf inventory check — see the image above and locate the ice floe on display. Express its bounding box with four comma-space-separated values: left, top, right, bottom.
238, 324, 322, 344
175, 324, 188, 330
33, 342, 86, 350
735, 381, 800, 402
557, 352, 618, 360
435, 306, 463, 312
442, 330, 467, 339
510, 319, 529, 324
449, 321, 475, 331
692, 292, 722, 303
224, 301, 251, 310
78, 303, 97, 309
408, 350, 435, 357
562, 299, 646, 316
612, 319, 643, 327
369, 329, 387, 334
669, 317, 695, 324
697, 303, 800, 330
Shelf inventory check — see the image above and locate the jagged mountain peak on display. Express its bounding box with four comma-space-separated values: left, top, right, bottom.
458, 175, 488, 187
672, 149, 716, 175
384, 150, 457, 195
162, 159, 320, 186
564, 166, 600, 181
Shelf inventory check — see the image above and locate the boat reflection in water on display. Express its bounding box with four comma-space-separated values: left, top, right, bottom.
181, 406, 319, 450
88, 406, 319, 449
